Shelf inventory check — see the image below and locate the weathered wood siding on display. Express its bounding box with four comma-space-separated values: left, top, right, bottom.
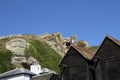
95, 37, 120, 59
96, 56, 120, 80
95, 37, 120, 80
60, 47, 89, 80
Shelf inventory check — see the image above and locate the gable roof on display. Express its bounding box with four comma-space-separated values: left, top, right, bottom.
71, 44, 94, 60
106, 35, 120, 45
94, 35, 120, 59
59, 44, 94, 67
0, 68, 36, 78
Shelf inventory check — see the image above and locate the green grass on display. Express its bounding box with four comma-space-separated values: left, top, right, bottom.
88, 46, 99, 53
28, 40, 62, 73
0, 48, 14, 73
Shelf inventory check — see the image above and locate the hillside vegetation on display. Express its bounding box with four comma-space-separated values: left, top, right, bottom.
0, 48, 15, 73
0, 36, 62, 73
28, 39, 62, 73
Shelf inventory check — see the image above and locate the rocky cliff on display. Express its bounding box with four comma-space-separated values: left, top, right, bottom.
0, 34, 62, 73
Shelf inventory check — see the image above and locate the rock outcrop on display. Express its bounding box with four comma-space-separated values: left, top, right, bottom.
6, 38, 28, 63
6, 38, 37, 67
39, 32, 77, 56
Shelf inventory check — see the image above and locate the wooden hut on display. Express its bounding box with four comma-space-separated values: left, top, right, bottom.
94, 35, 120, 80
58, 44, 94, 80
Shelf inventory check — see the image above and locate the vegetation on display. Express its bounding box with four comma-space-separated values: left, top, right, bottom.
28, 39, 62, 73
0, 37, 10, 48
0, 48, 14, 73
0, 36, 62, 74
76, 40, 99, 53
77, 40, 86, 48
88, 46, 99, 53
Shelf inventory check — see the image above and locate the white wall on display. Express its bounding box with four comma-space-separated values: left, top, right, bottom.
1, 74, 31, 80
30, 63, 42, 74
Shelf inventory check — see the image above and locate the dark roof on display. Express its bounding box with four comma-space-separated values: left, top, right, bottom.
0, 68, 36, 78
106, 35, 120, 45
94, 35, 120, 59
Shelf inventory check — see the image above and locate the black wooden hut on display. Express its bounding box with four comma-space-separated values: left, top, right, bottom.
58, 44, 94, 80
94, 35, 120, 80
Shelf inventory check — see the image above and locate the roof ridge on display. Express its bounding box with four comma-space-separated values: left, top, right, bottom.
106, 35, 120, 46
94, 35, 120, 59
71, 43, 94, 60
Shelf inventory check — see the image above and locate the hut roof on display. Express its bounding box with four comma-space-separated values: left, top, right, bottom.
59, 43, 94, 67
71, 44, 94, 60
94, 35, 120, 59
106, 35, 120, 45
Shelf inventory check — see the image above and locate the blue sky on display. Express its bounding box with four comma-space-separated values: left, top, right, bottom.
0, 0, 120, 46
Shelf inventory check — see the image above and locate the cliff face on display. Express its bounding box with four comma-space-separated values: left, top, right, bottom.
6, 38, 28, 63
0, 34, 63, 73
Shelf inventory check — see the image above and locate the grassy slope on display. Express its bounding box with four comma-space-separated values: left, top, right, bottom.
0, 38, 62, 74
28, 39, 62, 73
0, 48, 15, 73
